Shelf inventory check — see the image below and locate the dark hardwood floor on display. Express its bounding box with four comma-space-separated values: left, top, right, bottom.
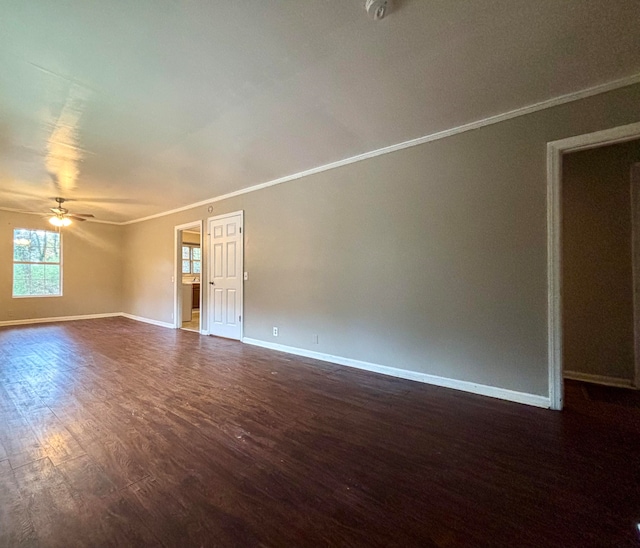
1, 318, 639, 547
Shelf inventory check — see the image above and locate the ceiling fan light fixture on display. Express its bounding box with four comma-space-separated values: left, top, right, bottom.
49, 215, 71, 227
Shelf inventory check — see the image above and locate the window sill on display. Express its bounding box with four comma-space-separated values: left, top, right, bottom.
12, 294, 63, 299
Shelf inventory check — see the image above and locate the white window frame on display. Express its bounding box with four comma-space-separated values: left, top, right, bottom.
12, 228, 63, 298
182, 243, 201, 275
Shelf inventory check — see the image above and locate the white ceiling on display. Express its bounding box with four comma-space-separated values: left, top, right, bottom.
1, 0, 638, 223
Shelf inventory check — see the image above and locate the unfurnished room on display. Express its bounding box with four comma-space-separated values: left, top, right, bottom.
1, 1, 640, 546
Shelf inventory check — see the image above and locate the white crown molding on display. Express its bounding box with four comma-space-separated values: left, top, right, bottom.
0, 312, 120, 327
564, 371, 635, 389
242, 337, 550, 408
2, 73, 637, 228
121, 72, 640, 226
0, 207, 49, 217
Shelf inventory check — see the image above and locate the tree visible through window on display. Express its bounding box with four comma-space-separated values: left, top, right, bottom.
182, 245, 201, 275
13, 228, 62, 297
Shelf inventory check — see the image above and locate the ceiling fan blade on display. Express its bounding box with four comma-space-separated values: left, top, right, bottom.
67, 215, 88, 222
74, 213, 95, 218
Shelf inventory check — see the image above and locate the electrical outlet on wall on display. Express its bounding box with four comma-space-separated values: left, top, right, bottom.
273, 327, 278, 337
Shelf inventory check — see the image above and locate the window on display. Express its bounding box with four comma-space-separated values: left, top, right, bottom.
182, 245, 201, 274
13, 228, 62, 297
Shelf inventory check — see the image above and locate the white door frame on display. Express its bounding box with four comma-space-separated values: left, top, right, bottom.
173, 220, 203, 330
632, 163, 640, 392
547, 121, 640, 410
207, 210, 244, 340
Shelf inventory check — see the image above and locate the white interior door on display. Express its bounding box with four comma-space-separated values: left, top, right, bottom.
208, 212, 243, 340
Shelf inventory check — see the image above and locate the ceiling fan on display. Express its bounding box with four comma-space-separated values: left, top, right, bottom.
48, 197, 95, 227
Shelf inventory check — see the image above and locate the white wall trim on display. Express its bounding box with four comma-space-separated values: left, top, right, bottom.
119, 313, 175, 329
0, 312, 121, 328
547, 121, 640, 410
630, 163, 640, 389
120, 72, 640, 226
564, 371, 636, 389
0, 312, 188, 330
242, 338, 550, 408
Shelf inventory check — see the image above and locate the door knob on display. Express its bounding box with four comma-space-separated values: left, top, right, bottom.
209, 281, 215, 285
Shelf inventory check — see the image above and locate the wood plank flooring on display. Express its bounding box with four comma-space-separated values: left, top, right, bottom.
0, 317, 639, 547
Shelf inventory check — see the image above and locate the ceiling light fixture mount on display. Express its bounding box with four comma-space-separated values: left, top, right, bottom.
365, 0, 392, 21
49, 214, 72, 227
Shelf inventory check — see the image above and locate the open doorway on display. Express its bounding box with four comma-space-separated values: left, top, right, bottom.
174, 221, 202, 333
547, 122, 640, 410
561, 141, 640, 414
562, 141, 640, 385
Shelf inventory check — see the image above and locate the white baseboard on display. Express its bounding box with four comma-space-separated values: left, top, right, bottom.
0, 312, 121, 328
242, 338, 550, 408
564, 370, 636, 389
0, 311, 192, 332
119, 313, 175, 329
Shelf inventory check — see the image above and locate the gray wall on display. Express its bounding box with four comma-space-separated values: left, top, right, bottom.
121, 83, 640, 398
562, 141, 640, 381
0, 210, 123, 322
